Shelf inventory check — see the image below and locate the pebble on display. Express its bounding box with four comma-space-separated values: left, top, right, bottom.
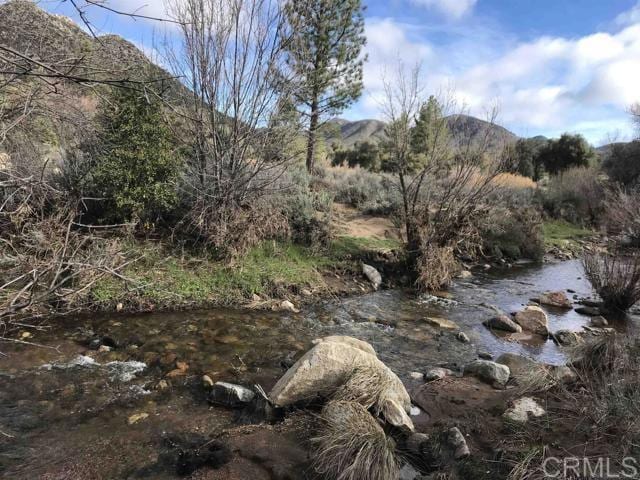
127, 412, 149, 425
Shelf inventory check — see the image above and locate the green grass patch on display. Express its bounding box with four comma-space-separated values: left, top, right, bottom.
543, 220, 593, 247
90, 236, 401, 309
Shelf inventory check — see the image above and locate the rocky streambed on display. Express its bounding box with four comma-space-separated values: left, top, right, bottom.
0, 260, 637, 479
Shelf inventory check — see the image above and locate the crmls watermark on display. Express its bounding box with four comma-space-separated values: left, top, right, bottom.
542, 457, 640, 479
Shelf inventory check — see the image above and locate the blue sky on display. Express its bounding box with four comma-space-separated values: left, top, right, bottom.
38, 0, 640, 144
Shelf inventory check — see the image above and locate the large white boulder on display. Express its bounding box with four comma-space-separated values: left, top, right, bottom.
270, 336, 413, 430
362, 263, 382, 290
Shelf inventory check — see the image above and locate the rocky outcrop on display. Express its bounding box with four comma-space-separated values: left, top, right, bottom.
362, 263, 382, 290
269, 336, 413, 430
514, 306, 549, 336
538, 291, 572, 309
463, 360, 510, 388
483, 315, 522, 333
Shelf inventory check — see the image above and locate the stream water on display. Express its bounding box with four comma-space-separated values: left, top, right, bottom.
0, 260, 636, 479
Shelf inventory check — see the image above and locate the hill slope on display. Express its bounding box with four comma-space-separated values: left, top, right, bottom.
0, 0, 183, 95
325, 114, 518, 150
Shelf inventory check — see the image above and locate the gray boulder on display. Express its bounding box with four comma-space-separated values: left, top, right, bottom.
514, 306, 549, 336
208, 382, 255, 408
483, 315, 522, 333
464, 360, 510, 388
362, 263, 382, 290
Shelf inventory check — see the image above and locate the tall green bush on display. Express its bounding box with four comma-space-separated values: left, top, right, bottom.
93, 89, 181, 223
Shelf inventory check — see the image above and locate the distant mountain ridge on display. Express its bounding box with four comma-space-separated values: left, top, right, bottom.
325, 114, 518, 150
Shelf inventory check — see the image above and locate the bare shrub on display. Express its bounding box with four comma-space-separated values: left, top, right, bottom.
0, 168, 134, 330
542, 166, 604, 225
313, 400, 399, 480
583, 253, 640, 312
603, 187, 640, 247
163, 0, 302, 254
379, 65, 511, 290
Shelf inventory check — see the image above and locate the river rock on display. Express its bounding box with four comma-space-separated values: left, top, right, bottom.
362, 263, 382, 290
208, 382, 255, 408
269, 337, 413, 430
424, 317, 459, 330
503, 397, 546, 423
280, 300, 300, 313
483, 315, 522, 333
554, 330, 583, 346
514, 306, 549, 336
538, 291, 573, 309
447, 427, 470, 459
464, 360, 510, 388
456, 332, 471, 343
575, 306, 601, 316
590, 316, 609, 327
496, 353, 537, 379
410, 371, 424, 380
424, 367, 454, 382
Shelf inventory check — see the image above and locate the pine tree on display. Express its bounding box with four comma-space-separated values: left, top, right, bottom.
410, 96, 450, 171
284, 0, 367, 173
93, 89, 180, 223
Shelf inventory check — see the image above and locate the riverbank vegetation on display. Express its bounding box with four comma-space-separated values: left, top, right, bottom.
1, 0, 639, 329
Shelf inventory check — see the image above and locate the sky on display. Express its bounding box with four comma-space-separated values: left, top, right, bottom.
38, 0, 640, 145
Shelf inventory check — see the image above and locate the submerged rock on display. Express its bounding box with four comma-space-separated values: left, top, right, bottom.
424, 317, 459, 330
127, 412, 149, 425
483, 315, 522, 333
503, 397, 546, 423
208, 382, 255, 408
538, 291, 573, 309
456, 332, 471, 343
464, 360, 510, 388
362, 263, 383, 290
576, 306, 601, 316
514, 306, 549, 336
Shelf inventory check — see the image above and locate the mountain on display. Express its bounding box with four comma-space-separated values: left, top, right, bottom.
0, 0, 184, 97
325, 114, 518, 150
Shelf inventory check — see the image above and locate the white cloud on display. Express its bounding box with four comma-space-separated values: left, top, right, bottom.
615, 1, 640, 26
410, 0, 477, 19
351, 5, 640, 144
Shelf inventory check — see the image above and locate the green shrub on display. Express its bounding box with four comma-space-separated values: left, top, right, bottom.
482, 206, 544, 260
92, 89, 181, 223
323, 167, 400, 215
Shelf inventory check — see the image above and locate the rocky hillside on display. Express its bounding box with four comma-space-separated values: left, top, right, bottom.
0, 0, 183, 95
326, 114, 518, 150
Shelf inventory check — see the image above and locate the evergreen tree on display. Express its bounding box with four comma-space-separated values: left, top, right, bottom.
284, 0, 367, 173
93, 89, 180, 223
410, 96, 450, 171
539, 133, 596, 175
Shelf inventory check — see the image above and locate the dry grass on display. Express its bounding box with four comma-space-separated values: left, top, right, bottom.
313, 401, 399, 480
568, 335, 640, 455
416, 244, 457, 291
582, 252, 640, 312
492, 173, 537, 190
332, 366, 396, 415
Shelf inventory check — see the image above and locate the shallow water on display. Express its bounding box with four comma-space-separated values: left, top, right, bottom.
0, 259, 636, 478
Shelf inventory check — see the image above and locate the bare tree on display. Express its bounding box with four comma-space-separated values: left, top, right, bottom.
380, 63, 510, 290
163, 0, 302, 252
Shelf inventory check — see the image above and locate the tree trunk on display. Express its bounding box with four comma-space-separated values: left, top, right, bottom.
306, 99, 319, 173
